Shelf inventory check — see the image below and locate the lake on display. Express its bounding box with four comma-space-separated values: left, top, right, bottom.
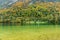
0, 25, 60, 40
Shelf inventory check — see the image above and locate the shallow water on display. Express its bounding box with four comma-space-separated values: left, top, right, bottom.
0, 25, 60, 32
0, 25, 60, 40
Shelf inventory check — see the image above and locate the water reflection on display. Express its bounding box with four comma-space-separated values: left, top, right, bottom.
0, 23, 21, 26
0, 23, 60, 26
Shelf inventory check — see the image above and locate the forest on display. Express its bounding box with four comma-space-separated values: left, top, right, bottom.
0, 1, 60, 40
0, 2, 60, 25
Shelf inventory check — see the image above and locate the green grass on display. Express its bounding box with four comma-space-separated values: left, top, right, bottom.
0, 25, 60, 40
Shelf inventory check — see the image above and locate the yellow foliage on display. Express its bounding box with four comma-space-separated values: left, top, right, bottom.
0, 9, 10, 13
12, 2, 24, 7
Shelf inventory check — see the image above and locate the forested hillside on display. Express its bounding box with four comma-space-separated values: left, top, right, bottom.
0, 0, 60, 25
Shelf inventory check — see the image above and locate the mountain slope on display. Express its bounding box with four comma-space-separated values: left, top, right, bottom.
0, 0, 60, 9
0, 0, 18, 9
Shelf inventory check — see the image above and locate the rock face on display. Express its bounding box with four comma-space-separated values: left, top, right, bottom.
0, 0, 18, 9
